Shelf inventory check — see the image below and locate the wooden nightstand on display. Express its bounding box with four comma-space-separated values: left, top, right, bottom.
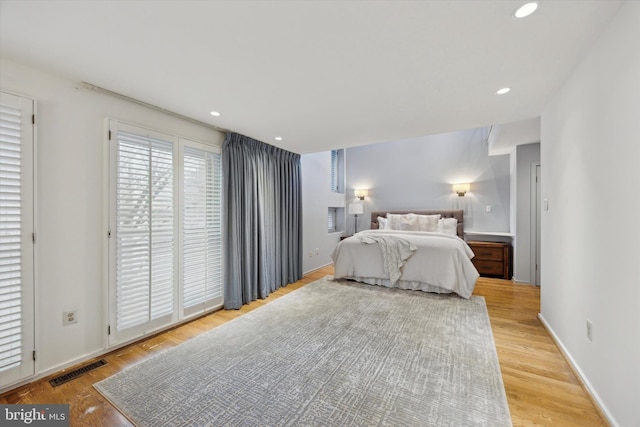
467, 241, 512, 280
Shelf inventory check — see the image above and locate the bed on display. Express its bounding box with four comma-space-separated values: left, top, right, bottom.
330, 210, 479, 298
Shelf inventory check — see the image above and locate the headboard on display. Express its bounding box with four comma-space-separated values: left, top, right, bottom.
370, 210, 465, 239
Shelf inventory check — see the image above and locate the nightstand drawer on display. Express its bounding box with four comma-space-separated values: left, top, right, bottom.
471, 259, 504, 276
472, 246, 504, 260
467, 241, 512, 280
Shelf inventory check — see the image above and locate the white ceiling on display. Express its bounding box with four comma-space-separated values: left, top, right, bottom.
488, 116, 541, 156
0, 0, 622, 154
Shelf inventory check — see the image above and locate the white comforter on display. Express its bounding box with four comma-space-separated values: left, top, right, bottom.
330, 230, 479, 299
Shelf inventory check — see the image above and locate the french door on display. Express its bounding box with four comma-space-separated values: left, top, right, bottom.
107, 121, 223, 347
0, 91, 35, 388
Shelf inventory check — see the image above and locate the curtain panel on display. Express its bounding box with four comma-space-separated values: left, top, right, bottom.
222, 132, 302, 309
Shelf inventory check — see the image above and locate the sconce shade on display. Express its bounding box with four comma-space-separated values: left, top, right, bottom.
348, 203, 364, 215
354, 189, 368, 200
452, 183, 470, 197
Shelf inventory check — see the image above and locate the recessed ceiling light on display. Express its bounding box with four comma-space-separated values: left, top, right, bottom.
496, 87, 511, 95
513, 2, 538, 19
275, 137, 283, 141
210, 111, 221, 117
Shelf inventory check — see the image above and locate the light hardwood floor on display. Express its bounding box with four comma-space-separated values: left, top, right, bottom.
1, 266, 608, 426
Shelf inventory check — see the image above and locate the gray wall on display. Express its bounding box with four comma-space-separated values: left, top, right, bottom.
344, 127, 510, 234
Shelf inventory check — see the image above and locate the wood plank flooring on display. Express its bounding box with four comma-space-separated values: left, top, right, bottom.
1, 266, 608, 426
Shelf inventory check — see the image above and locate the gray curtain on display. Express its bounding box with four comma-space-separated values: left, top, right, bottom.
222, 132, 302, 309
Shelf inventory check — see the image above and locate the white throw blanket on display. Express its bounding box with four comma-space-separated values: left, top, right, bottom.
356, 232, 416, 284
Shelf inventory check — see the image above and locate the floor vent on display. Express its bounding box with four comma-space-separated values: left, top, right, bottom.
49, 359, 108, 387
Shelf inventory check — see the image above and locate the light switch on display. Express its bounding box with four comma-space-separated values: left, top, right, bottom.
485, 205, 492, 213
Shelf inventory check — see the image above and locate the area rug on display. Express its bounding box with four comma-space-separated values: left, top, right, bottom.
94, 276, 511, 426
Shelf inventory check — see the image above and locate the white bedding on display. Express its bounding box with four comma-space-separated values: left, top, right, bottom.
330, 229, 479, 299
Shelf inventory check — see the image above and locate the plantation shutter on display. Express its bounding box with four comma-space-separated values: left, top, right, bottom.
0, 91, 34, 387
328, 208, 337, 233
330, 150, 338, 192
182, 144, 223, 312
0, 101, 24, 371
115, 130, 174, 332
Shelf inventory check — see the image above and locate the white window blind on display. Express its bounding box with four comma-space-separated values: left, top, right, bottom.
108, 121, 223, 346
115, 130, 174, 332
0, 102, 23, 372
330, 150, 338, 192
182, 144, 222, 311
0, 91, 34, 388
328, 207, 337, 233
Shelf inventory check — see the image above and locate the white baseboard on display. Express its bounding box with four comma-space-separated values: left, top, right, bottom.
537, 313, 618, 427
303, 262, 332, 276
0, 347, 109, 394
511, 276, 535, 285
0, 305, 224, 395
2, 268, 333, 395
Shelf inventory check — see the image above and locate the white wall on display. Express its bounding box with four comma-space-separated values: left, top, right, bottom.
301, 151, 345, 273
540, 2, 640, 426
0, 58, 223, 386
345, 127, 510, 234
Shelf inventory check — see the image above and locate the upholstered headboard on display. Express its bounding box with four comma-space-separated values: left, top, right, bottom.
370, 210, 465, 238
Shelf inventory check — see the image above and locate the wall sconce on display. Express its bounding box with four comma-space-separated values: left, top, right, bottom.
452, 183, 470, 197
354, 189, 368, 200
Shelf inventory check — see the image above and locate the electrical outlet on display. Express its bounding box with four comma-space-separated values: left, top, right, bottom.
586, 320, 593, 341
63, 310, 78, 326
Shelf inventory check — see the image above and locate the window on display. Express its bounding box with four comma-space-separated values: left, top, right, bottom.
330, 150, 338, 192
330, 149, 344, 193
328, 207, 337, 233
327, 207, 345, 234
108, 121, 222, 346
113, 129, 175, 334
0, 91, 35, 388
181, 142, 223, 316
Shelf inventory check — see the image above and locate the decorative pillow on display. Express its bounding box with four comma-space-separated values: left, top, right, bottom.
400, 213, 419, 231
415, 214, 441, 232
438, 218, 458, 235
377, 216, 387, 229
385, 214, 404, 230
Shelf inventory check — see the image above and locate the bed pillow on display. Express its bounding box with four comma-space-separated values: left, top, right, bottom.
415, 214, 441, 232
385, 213, 422, 230
399, 213, 419, 231
377, 216, 387, 229
438, 217, 458, 235
385, 214, 404, 230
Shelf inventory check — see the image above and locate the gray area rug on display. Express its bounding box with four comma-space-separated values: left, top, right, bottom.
95, 276, 511, 426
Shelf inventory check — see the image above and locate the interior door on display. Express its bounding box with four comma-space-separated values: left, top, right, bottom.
535, 164, 541, 286
0, 91, 36, 388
